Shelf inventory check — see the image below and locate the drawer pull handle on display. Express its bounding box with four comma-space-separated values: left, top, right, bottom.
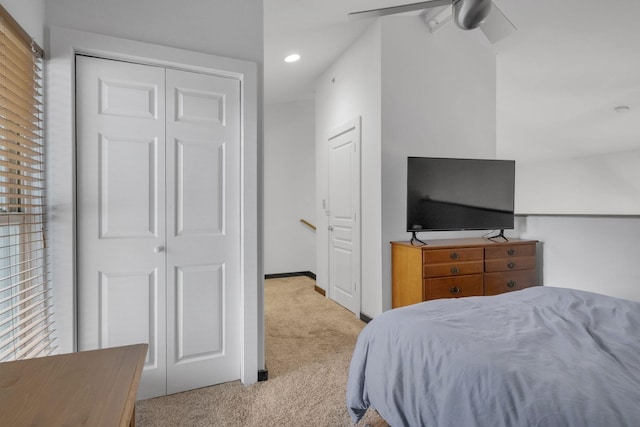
449, 286, 461, 295
507, 280, 517, 288
450, 252, 459, 260
507, 249, 516, 256
450, 267, 459, 274
507, 262, 515, 269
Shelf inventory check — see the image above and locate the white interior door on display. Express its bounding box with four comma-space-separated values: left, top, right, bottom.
76, 55, 241, 399
327, 118, 361, 316
76, 56, 167, 399
165, 69, 241, 394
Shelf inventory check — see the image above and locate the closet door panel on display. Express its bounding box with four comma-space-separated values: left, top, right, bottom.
76, 55, 167, 399
165, 69, 241, 394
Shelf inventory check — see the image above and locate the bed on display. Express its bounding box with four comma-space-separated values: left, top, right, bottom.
347, 286, 640, 427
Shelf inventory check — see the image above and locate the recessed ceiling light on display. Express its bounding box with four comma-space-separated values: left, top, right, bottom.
284, 54, 300, 63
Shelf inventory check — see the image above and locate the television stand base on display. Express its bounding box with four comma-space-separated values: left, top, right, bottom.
487, 229, 509, 242
410, 231, 427, 246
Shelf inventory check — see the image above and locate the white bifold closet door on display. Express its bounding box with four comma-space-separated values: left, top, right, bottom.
76, 55, 241, 399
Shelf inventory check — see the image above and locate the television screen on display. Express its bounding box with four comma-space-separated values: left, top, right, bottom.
406, 157, 515, 232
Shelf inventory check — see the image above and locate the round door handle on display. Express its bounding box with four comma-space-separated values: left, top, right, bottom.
507, 249, 516, 256
507, 280, 517, 288
449, 286, 461, 295
450, 267, 459, 274
154, 246, 165, 253
507, 262, 515, 269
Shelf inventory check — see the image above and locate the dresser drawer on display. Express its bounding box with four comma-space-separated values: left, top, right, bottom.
485, 256, 536, 273
424, 260, 484, 278
484, 270, 537, 295
424, 275, 483, 300
423, 247, 483, 264
485, 243, 536, 259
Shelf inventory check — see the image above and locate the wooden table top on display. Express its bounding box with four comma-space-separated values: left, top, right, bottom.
0, 343, 148, 427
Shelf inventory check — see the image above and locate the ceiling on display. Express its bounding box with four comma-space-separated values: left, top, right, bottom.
495, 0, 640, 162
264, 0, 416, 104
261, 0, 537, 105
264, 0, 640, 162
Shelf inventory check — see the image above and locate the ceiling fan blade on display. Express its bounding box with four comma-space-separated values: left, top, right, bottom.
348, 0, 452, 20
480, 2, 517, 43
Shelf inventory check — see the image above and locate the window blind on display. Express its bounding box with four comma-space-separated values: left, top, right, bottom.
0, 6, 56, 361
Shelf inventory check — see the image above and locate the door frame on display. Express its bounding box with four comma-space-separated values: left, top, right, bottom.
326, 117, 361, 317
47, 27, 260, 384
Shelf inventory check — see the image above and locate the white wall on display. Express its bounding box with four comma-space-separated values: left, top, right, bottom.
315, 21, 383, 313
516, 215, 640, 302
315, 17, 496, 318
378, 17, 497, 313
515, 150, 640, 215
264, 100, 316, 274
1, 0, 44, 46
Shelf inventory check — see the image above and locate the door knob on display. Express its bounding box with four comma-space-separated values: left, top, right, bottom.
154, 246, 165, 253
328, 226, 334, 231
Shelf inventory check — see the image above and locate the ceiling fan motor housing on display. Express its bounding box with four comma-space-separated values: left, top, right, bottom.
453, 0, 492, 30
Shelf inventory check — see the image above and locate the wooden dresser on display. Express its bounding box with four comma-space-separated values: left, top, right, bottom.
391, 238, 538, 308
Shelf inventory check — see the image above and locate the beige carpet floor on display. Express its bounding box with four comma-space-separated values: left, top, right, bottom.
135, 276, 388, 426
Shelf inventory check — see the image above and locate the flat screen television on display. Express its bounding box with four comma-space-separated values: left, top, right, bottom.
406, 157, 515, 233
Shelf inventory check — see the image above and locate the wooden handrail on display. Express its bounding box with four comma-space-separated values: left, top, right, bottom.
300, 219, 316, 231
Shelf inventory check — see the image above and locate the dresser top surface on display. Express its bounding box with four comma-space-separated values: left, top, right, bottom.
391, 237, 537, 250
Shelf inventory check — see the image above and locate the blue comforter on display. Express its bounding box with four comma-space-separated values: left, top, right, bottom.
347, 286, 640, 427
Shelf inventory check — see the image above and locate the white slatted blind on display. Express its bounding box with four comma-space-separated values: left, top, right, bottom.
0, 6, 56, 361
